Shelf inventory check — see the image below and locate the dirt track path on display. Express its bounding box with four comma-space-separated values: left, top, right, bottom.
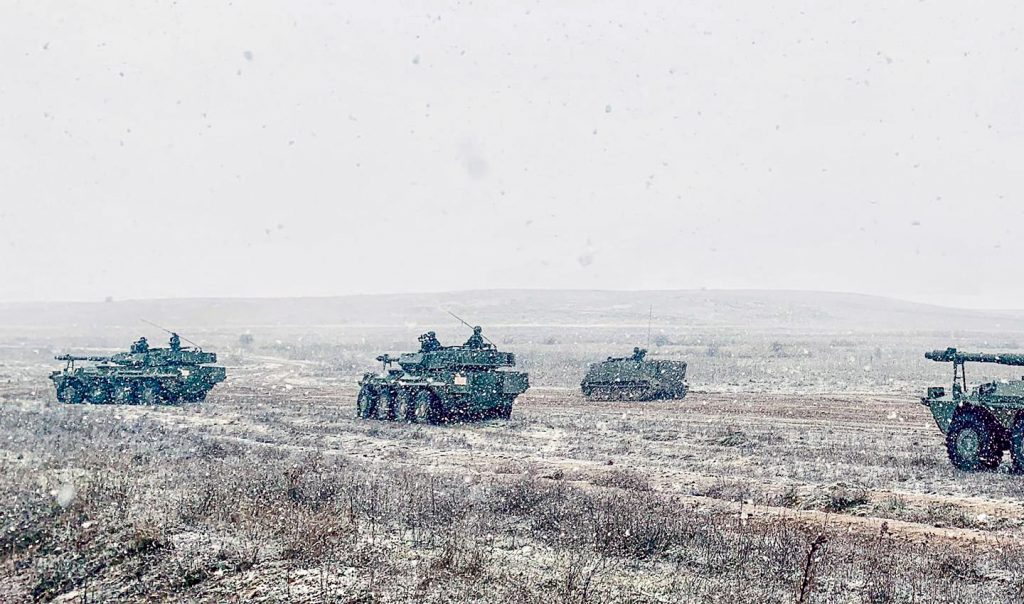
80, 358, 1021, 550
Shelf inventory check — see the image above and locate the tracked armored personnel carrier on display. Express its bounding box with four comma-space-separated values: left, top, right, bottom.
357, 328, 529, 423
923, 347, 1024, 472
581, 348, 687, 401
50, 335, 226, 405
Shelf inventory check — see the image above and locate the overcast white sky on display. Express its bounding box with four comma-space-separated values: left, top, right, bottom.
2, 1, 1022, 307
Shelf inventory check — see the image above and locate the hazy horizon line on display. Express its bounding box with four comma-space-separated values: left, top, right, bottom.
1, 287, 1020, 314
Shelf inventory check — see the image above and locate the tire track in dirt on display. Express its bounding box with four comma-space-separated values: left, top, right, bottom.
110, 380, 1024, 550
21, 359, 1022, 551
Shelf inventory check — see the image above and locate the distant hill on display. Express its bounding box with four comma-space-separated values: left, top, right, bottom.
1, 290, 1022, 334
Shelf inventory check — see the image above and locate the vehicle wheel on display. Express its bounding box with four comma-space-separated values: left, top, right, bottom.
162, 388, 181, 404
57, 381, 85, 404
139, 382, 162, 405
946, 410, 1003, 471
113, 383, 136, 404
85, 381, 112, 404
395, 390, 414, 422
412, 390, 437, 424
1010, 415, 1024, 474
356, 386, 378, 419
581, 384, 594, 398
376, 389, 396, 421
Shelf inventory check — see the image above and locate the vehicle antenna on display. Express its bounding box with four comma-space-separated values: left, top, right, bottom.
646, 305, 653, 350
445, 310, 495, 346
140, 319, 202, 350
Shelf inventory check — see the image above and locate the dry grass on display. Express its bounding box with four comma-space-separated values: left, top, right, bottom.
6, 322, 1024, 602
2, 399, 1024, 603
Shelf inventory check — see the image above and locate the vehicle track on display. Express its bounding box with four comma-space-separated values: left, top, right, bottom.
85, 370, 1024, 550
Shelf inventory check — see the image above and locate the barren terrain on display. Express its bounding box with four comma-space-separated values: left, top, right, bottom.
3, 291, 1024, 602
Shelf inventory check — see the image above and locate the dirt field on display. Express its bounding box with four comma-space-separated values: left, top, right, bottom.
4, 339, 1024, 602
4, 292, 1024, 602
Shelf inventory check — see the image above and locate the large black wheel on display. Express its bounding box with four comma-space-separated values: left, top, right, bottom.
395, 390, 414, 422
86, 381, 112, 404
356, 386, 378, 419
376, 389, 396, 421
946, 410, 1004, 472
139, 382, 162, 406
412, 390, 437, 424
1010, 415, 1024, 474
497, 398, 513, 420
162, 388, 181, 404
57, 380, 85, 404
113, 382, 136, 404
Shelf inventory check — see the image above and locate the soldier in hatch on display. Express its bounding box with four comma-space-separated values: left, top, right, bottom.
418, 331, 442, 353
632, 347, 647, 361
131, 336, 149, 354
464, 326, 491, 349
170, 333, 181, 351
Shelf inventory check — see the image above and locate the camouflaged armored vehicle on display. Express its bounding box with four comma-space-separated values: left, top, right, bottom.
50, 334, 226, 405
580, 348, 687, 400
923, 348, 1024, 472
357, 327, 529, 423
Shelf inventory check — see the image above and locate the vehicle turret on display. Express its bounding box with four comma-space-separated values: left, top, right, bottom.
395, 347, 517, 371
56, 349, 218, 367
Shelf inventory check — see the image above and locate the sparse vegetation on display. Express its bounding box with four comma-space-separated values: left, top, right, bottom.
4, 405, 1024, 602
6, 315, 1024, 601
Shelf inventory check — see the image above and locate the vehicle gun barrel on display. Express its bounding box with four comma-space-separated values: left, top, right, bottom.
925, 348, 1024, 366
54, 354, 111, 362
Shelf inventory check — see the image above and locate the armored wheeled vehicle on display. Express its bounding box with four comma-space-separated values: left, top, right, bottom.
357, 328, 529, 423
922, 347, 1024, 472
581, 348, 687, 400
50, 334, 226, 405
